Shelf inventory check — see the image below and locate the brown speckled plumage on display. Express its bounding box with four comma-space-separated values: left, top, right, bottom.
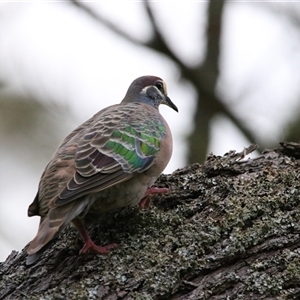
26, 76, 178, 265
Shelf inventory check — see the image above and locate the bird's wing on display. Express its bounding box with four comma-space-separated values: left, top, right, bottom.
55, 103, 167, 206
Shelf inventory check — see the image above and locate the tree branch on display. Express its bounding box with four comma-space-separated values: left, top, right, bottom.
70, 0, 145, 47
143, 1, 189, 71
2, 143, 300, 299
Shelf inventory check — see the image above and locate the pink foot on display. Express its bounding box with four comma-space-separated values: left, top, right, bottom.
139, 187, 169, 209
72, 218, 118, 255
145, 187, 169, 196
79, 239, 118, 255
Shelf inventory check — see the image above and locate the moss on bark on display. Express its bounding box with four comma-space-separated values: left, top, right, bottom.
1, 143, 300, 299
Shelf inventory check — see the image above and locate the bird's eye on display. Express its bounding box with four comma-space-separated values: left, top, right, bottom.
155, 81, 164, 92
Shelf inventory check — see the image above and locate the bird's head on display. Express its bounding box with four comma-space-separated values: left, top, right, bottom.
122, 76, 178, 112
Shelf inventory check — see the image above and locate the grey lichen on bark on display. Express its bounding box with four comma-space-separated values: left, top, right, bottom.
1, 142, 300, 299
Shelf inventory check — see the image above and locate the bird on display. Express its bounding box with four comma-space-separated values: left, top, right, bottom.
26, 75, 178, 265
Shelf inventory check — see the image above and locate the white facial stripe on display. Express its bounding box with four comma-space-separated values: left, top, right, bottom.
141, 86, 149, 95
141, 85, 166, 97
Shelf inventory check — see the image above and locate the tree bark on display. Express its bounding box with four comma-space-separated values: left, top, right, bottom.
1, 142, 300, 299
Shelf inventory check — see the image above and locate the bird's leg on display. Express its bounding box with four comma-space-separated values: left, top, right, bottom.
139, 187, 169, 209
72, 218, 118, 255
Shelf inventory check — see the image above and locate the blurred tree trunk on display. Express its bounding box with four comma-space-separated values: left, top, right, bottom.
1, 142, 300, 299
187, 0, 224, 163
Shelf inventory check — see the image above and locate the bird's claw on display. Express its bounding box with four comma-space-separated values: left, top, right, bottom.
139, 187, 169, 209
80, 242, 118, 255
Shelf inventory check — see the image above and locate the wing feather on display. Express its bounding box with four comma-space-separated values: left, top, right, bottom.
52, 103, 167, 206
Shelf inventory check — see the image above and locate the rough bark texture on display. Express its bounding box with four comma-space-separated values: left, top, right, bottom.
1, 142, 300, 299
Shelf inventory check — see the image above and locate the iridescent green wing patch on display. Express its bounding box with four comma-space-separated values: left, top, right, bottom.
103, 118, 166, 173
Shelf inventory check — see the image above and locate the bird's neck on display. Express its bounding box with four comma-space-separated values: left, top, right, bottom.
121, 95, 159, 110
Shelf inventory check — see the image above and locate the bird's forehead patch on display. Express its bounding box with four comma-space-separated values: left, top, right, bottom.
162, 81, 168, 94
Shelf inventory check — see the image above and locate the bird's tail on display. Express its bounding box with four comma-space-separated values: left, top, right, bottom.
26, 217, 61, 265
26, 199, 90, 265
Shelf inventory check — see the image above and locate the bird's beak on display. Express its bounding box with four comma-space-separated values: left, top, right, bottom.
163, 96, 178, 112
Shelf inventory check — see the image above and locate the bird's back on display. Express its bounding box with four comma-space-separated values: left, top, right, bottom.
28, 102, 171, 218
